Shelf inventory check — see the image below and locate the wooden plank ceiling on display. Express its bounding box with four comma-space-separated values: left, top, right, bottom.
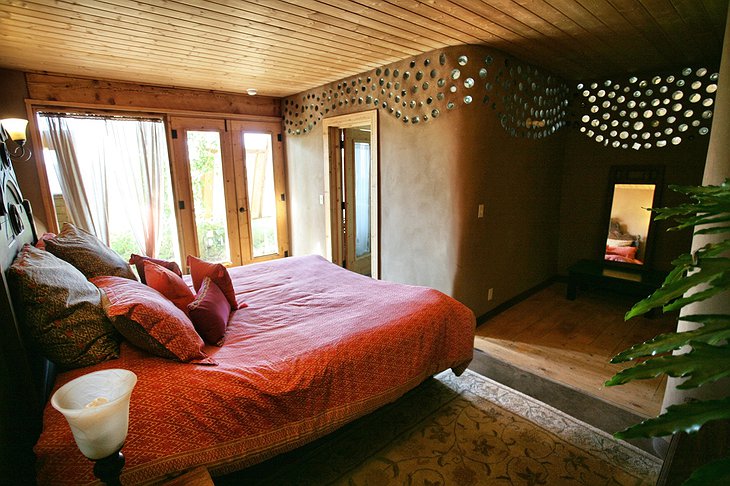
0, 0, 727, 98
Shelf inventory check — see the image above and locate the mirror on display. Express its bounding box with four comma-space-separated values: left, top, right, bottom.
603, 166, 664, 267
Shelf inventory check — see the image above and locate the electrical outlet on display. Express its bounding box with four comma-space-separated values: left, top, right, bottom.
478, 204, 484, 218
487, 288, 493, 301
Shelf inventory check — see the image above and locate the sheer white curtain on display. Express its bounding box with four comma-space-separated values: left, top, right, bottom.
38, 114, 172, 259
108, 119, 167, 257
39, 115, 110, 243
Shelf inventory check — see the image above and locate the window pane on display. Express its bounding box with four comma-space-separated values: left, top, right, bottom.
354, 141, 371, 257
243, 133, 278, 257
187, 131, 231, 263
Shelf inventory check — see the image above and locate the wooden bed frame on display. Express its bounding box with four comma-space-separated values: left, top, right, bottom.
0, 134, 56, 481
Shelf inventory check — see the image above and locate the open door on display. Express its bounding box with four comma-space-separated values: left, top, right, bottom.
322, 111, 378, 278
343, 127, 372, 276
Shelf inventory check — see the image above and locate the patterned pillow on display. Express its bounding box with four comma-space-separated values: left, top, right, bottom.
187, 255, 245, 310
188, 277, 230, 346
45, 223, 136, 280
92, 276, 216, 365
8, 244, 120, 369
143, 260, 194, 315
129, 254, 183, 285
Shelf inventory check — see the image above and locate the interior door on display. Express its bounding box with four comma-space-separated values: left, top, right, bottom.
169, 117, 288, 269
343, 127, 372, 276
321, 110, 379, 279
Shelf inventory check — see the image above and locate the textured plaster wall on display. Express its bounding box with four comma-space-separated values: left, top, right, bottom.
557, 129, 708, 274
285, 45, 566, 317
285, 125, 327, 258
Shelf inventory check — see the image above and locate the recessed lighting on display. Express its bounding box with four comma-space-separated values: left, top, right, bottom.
247, 88, 258, 96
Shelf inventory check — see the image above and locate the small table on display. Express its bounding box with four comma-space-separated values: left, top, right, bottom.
567, 259, 666, 301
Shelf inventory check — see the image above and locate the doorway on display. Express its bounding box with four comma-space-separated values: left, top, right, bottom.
169, 117, 288, 269
322, 111, 379, 278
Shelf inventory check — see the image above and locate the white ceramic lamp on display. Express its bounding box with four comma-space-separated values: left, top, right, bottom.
1, 118, 32, 161
51, 369, 137, 484
1, 118, 28, 145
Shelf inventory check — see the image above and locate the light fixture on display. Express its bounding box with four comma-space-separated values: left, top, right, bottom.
51, 369, 137, 486
246, 88, 258, 96
0, 118, 32, 161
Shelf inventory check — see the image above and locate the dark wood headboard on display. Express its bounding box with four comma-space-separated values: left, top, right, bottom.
0, 133, 54, 481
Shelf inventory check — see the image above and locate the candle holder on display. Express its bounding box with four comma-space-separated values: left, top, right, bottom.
51, 369, 137, 485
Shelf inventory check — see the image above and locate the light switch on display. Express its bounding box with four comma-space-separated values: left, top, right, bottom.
478, 204, 484, 218
319, 194, 324, 205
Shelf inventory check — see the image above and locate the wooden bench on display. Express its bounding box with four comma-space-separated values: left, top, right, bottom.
567, 259, 666, 302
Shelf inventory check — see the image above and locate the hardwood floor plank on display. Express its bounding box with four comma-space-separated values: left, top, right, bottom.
474, 282, 677, 417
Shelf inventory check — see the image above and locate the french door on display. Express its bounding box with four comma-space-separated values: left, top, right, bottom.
169, 117, 288, 268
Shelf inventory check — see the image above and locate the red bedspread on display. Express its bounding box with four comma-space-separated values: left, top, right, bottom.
34, 255, 475, 485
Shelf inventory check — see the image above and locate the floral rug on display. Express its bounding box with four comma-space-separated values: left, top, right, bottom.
220, 369, 662, 485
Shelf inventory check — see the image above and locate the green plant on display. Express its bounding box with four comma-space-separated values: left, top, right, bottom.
605, 179, 730, 484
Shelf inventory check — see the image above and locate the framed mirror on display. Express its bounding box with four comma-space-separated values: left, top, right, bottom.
603, 166, 664, 268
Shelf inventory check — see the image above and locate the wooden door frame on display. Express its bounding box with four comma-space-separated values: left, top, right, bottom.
168, 116, 241, 267
229, 119, 289, 263
321, 110, 379, 279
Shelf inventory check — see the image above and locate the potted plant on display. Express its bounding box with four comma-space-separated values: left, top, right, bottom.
605, 179, 730, 485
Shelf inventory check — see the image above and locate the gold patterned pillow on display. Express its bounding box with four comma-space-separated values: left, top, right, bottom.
45, 223, 136, 280
9, 244, 120, 369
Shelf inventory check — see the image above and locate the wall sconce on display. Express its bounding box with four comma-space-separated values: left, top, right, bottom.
51, 369, 137, 486
1, 118, 32, 161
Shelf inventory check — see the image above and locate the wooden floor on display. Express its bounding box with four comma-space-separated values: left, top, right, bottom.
474, 282, 678, 418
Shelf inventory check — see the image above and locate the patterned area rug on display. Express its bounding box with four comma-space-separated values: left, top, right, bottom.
219, 369, 662, 485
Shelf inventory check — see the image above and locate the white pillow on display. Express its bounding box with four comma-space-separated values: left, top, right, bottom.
607, 238, 634, 247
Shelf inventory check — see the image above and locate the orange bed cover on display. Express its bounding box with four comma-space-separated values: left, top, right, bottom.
34, 255, 475, 484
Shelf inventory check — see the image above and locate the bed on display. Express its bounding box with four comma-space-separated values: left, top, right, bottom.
605, 218, 643, 265
0, 157, 475, 484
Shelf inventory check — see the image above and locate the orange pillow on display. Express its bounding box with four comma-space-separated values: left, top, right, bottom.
144, 260, 195, 315
129, 253, 183, 285
606, 245, 637, 259
187, 255, 244, 310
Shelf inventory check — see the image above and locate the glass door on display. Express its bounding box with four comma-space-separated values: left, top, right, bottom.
343, 127, 372, 276
169, 117, 288, 269
230, 120, 289, 262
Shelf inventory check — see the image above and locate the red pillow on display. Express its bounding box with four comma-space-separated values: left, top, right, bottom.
188, 277, 230, 346
129, 254, 183, 285
92, 276, 215, 365
143, 260, 195, 315
187, 255, 245, 310
606, 245, 637, 259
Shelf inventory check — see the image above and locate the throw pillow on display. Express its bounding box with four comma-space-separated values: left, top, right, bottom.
129, 254, 183, 285
188, 277, 230, 346
8, 244, 119, 369
91, 276, 216, 365
187, 255, 244, 310
143, 260, 195, 315
45, 223, 136, 280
